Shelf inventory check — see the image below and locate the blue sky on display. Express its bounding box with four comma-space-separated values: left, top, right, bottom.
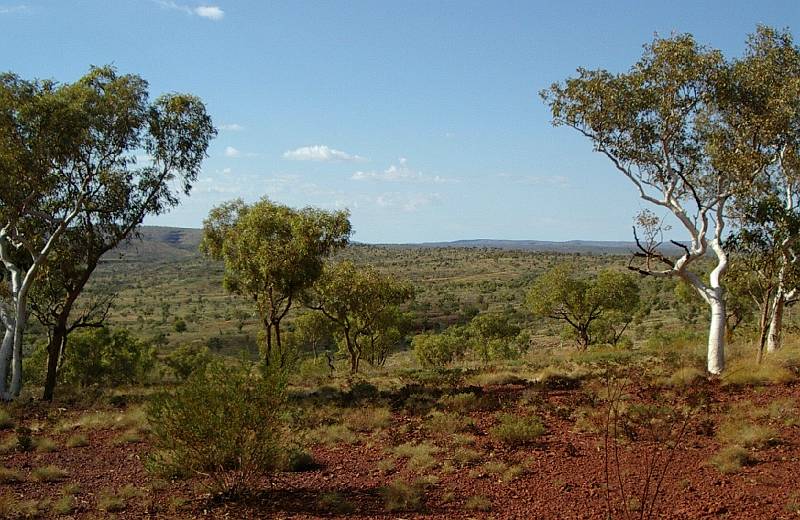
2, 1, 799, 243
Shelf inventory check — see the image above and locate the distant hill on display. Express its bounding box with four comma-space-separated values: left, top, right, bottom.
108, 226, 689, 261
391, 239, 642, 254
104, 226, 203, 263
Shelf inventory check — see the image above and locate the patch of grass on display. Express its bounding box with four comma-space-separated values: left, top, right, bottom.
709, 445, 753, 474
30, 465, 69, 483
113, 429, 142, 445
0, 494, 47, 518
453, 447, 482, 466
502, 464, 526, 483
318, 492, 355, 514
382, 479, 425, 512
415, 474, 440, 487
377, 458, 396, 473
665, 366, 704, 387
439, 392, 488, 412
34, 437, 58, 453
765, 398, 798, 426
285, 449, 318, 472
97, 489, 126, 513
66, 434, 90, 448
51, 494, 76, 515
722, 359, 795, 386
0, 409, 13, 430
425, 411, 474, 435
465, 495, 492, 512
58, 407, 148, 433
0, 466, 22, 484
716, 421, 776, 449
482, 461, 507, 475
490, 414, 546, 446
393, 442, 439, 472
468, 371, 526, 387
344, 407, 391, 432
535, 366, 584, 389
450, 433, 476, 446
0, 435, 15, 454
572, 406, 603, 434
309, 424, 358, 445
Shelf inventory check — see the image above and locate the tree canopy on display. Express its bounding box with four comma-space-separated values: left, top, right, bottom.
201, 198, 351, 366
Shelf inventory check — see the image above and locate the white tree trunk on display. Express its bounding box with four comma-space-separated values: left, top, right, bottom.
0, 308, 13, 397
707, 292, 726, 375
767, 292, 784, 353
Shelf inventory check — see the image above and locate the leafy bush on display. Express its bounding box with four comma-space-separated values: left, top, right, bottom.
59, 328, 156, 387
490, 414, 545, 446
146, 362, 286, 494
412, 330, 467, 368
163, 345, 213, 381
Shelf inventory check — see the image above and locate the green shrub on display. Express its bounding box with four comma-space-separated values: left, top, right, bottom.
465, 495, 492, 512
439, 392, 486, 412
382, 480, 425, 512
0, 409, 13, 430
146, 362, 286, 494
490, 414, 545, 446
30, 465, 68, 483
412, 330, 467, 368
318, 492, 355, 514
173, 318, 187, 333
163, 345, 213, 381
709, 445, 752, 474
344, 407, 391, 432
425, 411, 473, 435
59, 328, 156, 387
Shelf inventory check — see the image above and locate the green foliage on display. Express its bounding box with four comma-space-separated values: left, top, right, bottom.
709, 445, 752, 474
527, 264, 639, 349
308, 260, 414, 372
201, 198, 351, 366
146, 362, 286, 494
490, 414, 546, 446
59, 328, 156, 387
382, 480, 425, 512
412, 327, 468, 368
468, 312, 524, 362
163, 344, 213, 381
173, 318, 187, 333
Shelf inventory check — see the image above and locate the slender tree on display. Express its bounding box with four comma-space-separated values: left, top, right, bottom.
305, 261, 414, 373
542, 33, 775, 373
727, 27, 800, 352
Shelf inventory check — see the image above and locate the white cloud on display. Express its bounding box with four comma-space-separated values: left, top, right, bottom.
224, 146, 241, 158
375, 192, 441, 212
221, 167, 232, 175
152, 1, 224, 21
219, 123, 244, 131
283, 145, 366, 163
352, 158, 455, 184
0, 5, 27, 14
194, 5, 224, 20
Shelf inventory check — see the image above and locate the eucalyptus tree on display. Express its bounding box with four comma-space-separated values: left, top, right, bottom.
305, 260, 414, 373
527, 264, 639, 349
542, 32, 779, 373
727, 27, 800, 353
201, 199, 351, 366
0, 65, 214, 398
726, 195, 800, 361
